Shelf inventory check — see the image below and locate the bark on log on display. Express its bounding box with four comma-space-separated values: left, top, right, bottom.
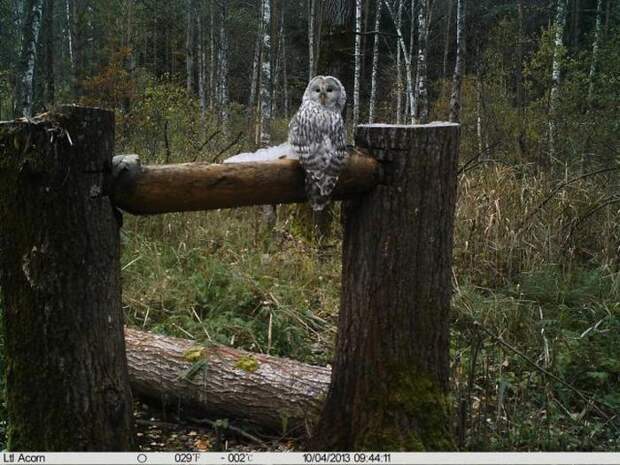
0, 106, 135, 450
125, 328, 330, 435
312, 123, 460, 450
110, 150, 380, 215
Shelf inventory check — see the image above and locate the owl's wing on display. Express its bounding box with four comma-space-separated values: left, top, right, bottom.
314, 112, 348, 198
288, 104, 315, 160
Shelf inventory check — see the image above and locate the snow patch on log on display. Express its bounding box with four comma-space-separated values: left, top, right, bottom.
223, 142, 297, 163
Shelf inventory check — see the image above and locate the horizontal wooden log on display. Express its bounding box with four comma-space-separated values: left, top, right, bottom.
125, 328, 330, 435
109, 150, 380, 214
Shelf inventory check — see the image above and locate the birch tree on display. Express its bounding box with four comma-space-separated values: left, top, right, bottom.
549, 0, 567, 159
352, 0, 362, 129
382, 0, 415, 123
15, 0, 43, 117
248, 5, 263, 131
217, 0, 229, 134
413, 0, 429, 123
209, 0, 215, 110
449, 0, 464, 123
368, 0, 382, 123
308, 0, 316, 79
395, 0, 403, 123
197, 5, 206, 125
259, 0, 272, 147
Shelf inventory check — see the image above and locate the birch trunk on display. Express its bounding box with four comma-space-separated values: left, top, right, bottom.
308, 0, 316, 79
368, 0, 381, 123
209, 0, 215, 111
16, 0, 43, 117
449, 0, 464, 123
248, 12, 262, 128
549, 0, 567, 160
587, 0, 603, 108
395, 0, 403, 123
64, 0, 74, 74
217, 0, 229, 135
382, 0, 414, 123
408, 0, 416, 120
413, 0, 429, 123
197, 9, 206, 127
259, 0, 272, 147
280, 6, 289, 119
352, 0, 362, 129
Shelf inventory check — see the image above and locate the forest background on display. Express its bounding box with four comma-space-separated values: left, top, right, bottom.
0, 0, 619, 451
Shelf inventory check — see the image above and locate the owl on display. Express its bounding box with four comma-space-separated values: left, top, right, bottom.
288, 76, 348, 211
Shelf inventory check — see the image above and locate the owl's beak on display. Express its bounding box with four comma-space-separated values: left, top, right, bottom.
319, 92, 327, 105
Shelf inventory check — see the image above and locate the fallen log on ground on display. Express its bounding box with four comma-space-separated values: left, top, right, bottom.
124, 328, 330, 435
110, 148, 380, 215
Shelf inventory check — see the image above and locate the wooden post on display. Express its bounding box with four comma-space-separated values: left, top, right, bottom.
0, 106, 135, 450
311, 123, 460, 450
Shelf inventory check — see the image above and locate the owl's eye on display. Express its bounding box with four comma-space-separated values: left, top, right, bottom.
314, 88, 320, 92
327, 87, 334, 92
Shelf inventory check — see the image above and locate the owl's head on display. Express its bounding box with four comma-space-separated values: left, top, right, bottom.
303, 76, 346, 113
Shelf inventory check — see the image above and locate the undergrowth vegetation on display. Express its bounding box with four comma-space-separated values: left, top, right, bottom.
113, 63, 619, 450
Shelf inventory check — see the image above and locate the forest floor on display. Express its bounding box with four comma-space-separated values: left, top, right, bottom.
134, 401, 297, 452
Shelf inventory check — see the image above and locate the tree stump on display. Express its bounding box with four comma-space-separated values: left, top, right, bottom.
0, 106, 135, 450
311, 123, 460, 450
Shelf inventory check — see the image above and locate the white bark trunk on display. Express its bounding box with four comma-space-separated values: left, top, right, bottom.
282, 6, 289, 119
64, 0, 74, 74
587, 0, 603, 107
308, 0, 316, 80
197, 10, 206, 126
259, 0, 272, 147
382, 0, 415, 123
395, 0, 403, 123
209, 0, 215, 111
248, 8, 263, 115
368, 0, 381, 123
217, 0, 229, 135
16, 0, 44, 117
413, 0, 429, 123
549, 0, 567, 159
353, 0, 362, 129
449, 0, 464, 123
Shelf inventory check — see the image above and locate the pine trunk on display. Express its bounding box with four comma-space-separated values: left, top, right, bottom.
311, 124, 459, 451
442, 0, 453, 79
125, 328, 330, 433
186, 0, 195, 95
587, 0, 603, 108
15, 0, 43, 117
43, 0, 54, 106
0, 106, 135, 450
